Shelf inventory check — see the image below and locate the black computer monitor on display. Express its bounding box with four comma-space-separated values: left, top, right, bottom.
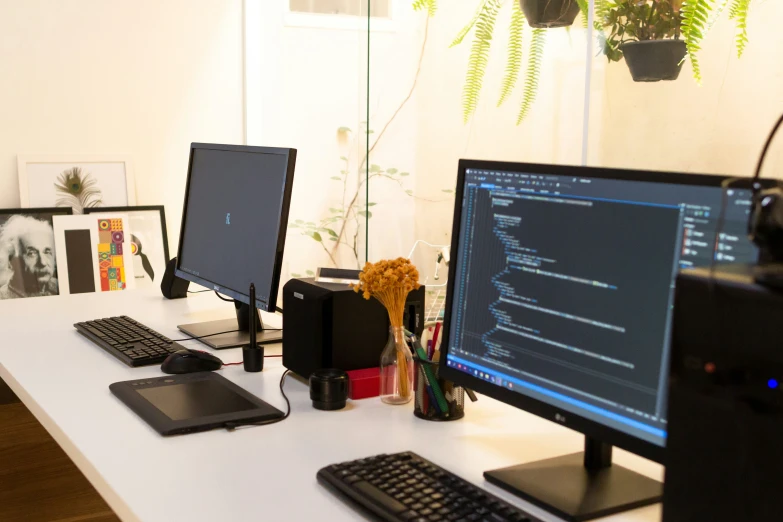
174, 143, 296, 349
438, 160, 764, 521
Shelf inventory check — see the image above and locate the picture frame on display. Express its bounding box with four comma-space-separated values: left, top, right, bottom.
0, 207, 74, 300
85, 206, 169, 288
17, 155, 136, 214
52, 214, 136, 295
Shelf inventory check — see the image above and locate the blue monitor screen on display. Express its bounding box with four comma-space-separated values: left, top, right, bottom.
445, 167, 756, 447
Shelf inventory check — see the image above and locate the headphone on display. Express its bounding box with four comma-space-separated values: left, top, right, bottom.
748, 113, 783, 263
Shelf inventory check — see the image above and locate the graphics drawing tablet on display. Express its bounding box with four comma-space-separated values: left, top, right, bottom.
109, 371, 283, 435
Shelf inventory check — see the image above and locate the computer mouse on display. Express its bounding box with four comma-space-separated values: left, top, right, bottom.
161, 349, 223, 374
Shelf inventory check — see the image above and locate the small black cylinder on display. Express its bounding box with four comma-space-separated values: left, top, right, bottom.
309, 369, 349, 411
242, 347, 264, 372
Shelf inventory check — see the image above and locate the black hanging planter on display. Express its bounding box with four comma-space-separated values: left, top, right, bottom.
621, 40, 687, 82
519, 0, 580, 28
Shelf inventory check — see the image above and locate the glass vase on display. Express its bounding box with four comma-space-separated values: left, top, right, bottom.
380, 326, 414, 405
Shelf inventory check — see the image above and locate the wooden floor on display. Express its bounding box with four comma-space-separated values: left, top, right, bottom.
0, 379, 120, 522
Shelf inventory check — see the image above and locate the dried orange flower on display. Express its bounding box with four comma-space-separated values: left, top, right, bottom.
353, 257, 421, 327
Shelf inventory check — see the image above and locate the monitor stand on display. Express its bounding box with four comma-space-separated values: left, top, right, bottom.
177, 299, 283, 350
484, 436, 662, 522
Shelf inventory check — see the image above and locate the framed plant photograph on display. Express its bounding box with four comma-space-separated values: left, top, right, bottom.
85, 206, 169, 288
17, 155, 136, 214
0, 207, 73, 300
52, 214, 136, 295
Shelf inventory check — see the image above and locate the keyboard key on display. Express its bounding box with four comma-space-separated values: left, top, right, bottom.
351, 481, 407, 514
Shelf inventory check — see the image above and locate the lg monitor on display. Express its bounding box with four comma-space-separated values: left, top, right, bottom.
174, 143, 296, 349
438, 160, 765, 521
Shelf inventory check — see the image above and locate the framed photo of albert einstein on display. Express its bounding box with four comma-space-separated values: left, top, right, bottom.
0, 207, 73, 300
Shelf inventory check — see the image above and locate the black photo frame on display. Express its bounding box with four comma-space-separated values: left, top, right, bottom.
0, 206, 73, 300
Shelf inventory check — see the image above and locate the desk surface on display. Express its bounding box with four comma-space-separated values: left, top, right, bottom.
0, 288, 663, 522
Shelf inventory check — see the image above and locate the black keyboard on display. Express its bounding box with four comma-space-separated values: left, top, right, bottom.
75, 316, 185, 367
317, 452, 540, 522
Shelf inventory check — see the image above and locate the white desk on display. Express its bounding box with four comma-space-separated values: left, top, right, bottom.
0, 288, 663, 522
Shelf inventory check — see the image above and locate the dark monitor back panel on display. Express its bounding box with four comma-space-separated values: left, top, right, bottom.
438, 160, 764, 463
175, 144, 295, 312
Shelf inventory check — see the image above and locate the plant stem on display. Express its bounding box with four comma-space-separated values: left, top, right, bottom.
645, 0, 658, 39
330, 16, 430, 259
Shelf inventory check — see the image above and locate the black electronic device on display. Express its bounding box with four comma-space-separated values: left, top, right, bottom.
662, 264, 783, 522
437, 160, 771, 521
160, 257, 189, 299
282, 278, 425, 378
109, 372, 283, 436
75, 316, 186, 367
747, 113, 783, 288
317, 452, 541, 522
174, 143, 296, 349
161, 349, 223, 374
309, 368, 348, 410
243, 282, 264, 372
315, 267, 361, 284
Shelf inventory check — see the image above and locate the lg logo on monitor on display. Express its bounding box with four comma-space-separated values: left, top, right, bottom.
555, 413, 567, 424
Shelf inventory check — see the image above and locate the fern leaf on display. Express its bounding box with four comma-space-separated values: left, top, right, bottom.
517, 29, 546, 125
729, 0, 751, 57
681, 0, 715, 84
462, 0, 501, 123
412, 0, 427, 11
498, 2, 525, 107
576, 0, 588, 29
412, 0, 437, 16
450, 0, 489, 48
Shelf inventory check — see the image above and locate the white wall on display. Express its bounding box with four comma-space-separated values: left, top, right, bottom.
594, 1, 783, 180
410, 3, 591, 252
0, 0, 244, 248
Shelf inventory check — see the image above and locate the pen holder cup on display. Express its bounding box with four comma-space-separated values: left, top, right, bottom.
413, 358, 465, 422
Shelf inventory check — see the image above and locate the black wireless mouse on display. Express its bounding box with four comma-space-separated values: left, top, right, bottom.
161, 349, 223, 374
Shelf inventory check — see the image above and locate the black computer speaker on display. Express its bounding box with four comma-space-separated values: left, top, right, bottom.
160, 257, 189, 299
664, 264, 783, 521
282, 278, 425, 378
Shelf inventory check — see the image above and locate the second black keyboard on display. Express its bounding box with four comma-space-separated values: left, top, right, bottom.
75, 316, 185, 367
317, 452, 541, 522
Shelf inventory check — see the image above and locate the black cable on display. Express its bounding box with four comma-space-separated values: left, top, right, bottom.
752, 112, 783, 184
170, 328, 281, 343
187, 289, 211, 294
275, 306, 283, 314
225, 370, 291, 431
214, 291, 234, 302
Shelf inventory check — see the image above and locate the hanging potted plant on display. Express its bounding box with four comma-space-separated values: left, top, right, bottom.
602, 0, 686, 82
601, 0, 755, 83
520, 0, 581, 28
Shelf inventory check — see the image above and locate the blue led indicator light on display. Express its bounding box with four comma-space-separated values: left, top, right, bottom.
768, 379, 779, 390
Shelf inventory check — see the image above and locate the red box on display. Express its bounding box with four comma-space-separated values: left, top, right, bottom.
347, 367, 380, 400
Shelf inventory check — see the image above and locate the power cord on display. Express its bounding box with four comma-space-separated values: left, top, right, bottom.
224, 370, 291, 431
187, 289, 211, 294
170, 328, 281, 343
214, 291, 234, 302
215, 291, 284, 315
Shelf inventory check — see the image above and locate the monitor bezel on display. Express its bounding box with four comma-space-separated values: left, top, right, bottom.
174, 143, 296, 312
438, 159, 768, 464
